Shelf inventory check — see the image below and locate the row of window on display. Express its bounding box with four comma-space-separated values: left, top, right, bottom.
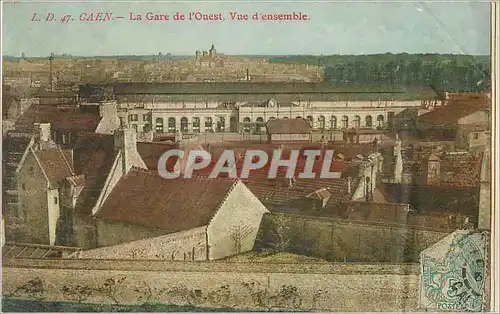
128, 114, 150, 122
134, 117, 230, 133
123, 114, 386, 133
241, 115, 385, 129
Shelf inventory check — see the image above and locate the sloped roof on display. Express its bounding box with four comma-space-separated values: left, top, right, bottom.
113, 82, 432, 95
72, 133, 119, 214
417, 97, 489, 126
14, 105, 100, 133
96, 170, 237, 232
266, 118, 312, 134
34, 149, 75, 188
137, 141, 179, 170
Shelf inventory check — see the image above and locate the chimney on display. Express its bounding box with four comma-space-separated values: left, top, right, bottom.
114, 127, 147, 174
34, 122, 51, 142
347, 177, 352, 194
246, 69, 250, 81
96, 101, 120, 135
49, 54, 54, 91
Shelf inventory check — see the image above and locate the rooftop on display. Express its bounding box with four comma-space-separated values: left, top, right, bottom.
107, 83, 437, 101
34, 148, 75, 188
96, 170, 237, 232
417, 96, 489, 126
72, 133, 119, 214
13, 105, 100, 133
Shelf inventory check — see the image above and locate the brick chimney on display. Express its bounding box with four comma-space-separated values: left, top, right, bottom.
95, 101, 120, 135
113, 127, 147, 174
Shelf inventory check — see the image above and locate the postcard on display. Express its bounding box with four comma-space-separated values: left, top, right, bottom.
1, 0, 497, 312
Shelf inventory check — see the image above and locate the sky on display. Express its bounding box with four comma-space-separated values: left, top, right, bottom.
2, 1, 491, 56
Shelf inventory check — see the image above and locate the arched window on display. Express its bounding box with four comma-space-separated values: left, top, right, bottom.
377, 115, 385, 128
180, 117, 188, 132
192, 117, 200, 133
216, 116, 225, 132
283, 117, 289, 119
331, 116, 337, 129
318, 116, 326, 129
365, 116, 373, 127
268, 117, 276, 121
342, 116, 349, 129
243, 117, 251, 133
155, 118, 164, 133
168, 117, 176, 133
205, 117, 213, 132
353, 116, 361, 128
256, 117, 264, 133
296, 116, 302, 119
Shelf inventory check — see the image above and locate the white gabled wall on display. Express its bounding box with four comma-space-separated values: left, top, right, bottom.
207, 181, 269, 260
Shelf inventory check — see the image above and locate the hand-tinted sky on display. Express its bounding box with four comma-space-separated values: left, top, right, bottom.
2, 1, 490, 56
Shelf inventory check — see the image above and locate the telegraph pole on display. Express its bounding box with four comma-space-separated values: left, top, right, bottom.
49, 53, 54, 91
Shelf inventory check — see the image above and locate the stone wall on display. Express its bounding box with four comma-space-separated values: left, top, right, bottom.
95, 219, 168, 248
257, 212, 450, 262
2, 258, 420, 312
73, 226, 207, 261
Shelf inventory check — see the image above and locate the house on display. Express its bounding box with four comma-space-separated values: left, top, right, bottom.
3, 122, 149, 248
343, 128, 384, 144
68, 127, 148, 248
73, 170, 268, 261
3, 123, 75, 245
416, 94, 490, 150
265, 118, 312, 143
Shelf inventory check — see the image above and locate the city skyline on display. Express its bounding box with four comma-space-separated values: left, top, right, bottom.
2, 1, 491, 57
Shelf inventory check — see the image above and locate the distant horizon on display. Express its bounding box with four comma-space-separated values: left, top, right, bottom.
2, 52, 492, 59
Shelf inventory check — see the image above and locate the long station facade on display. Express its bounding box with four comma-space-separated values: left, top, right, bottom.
79, 82, 439, 135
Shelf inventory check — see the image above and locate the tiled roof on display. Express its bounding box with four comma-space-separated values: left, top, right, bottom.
96, 170, 237, 232
34, 149, 75, 188
137, 141, 179, 170
266, 118, 312, 134
14, 105, 100, 133
72, 133, 119, 214
417, 97, 489, 126
244, 174, 355, 208
378, 183, 479, 218
66, 174, 86, 187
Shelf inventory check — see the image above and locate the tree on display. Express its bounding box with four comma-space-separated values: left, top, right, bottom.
229, 224, 253, 254
265, 214, 291, 252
